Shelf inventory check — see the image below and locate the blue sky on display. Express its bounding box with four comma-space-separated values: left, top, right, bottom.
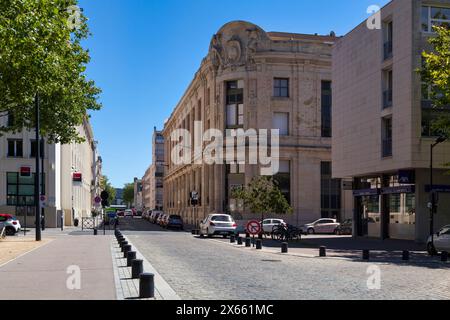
79, 0, 390, 188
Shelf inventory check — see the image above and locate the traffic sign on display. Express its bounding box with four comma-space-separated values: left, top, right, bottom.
39, 195, 46, 208
94, 196, 102, 204
246, 220, 261, 235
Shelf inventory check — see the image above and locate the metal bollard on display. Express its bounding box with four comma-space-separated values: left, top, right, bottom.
123, 244, 132, 258
230, 235, 236, 243
139, 273, 155, 298
319, 246, 327, 257
402, 250, 410, 261
363, 249, 370, 260
237, 237, 243, 245
246, 232, 250, 238
281, 242, 288, 253
127, 251, 137, 267
120, 241, 128, 251
195, 229, 200, 235
245, 238, 251, 247
93, 228, 98, 236
442, 251, 448, 262
131, 259, 143, 279
256, 239, 262, 250
191, 229, 196, 235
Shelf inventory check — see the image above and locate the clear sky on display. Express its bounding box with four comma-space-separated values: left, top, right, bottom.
79, 0, 390, 188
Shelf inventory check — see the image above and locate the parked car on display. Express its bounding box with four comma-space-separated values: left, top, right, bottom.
136, 210, 143, 217
299, 218, 340, 235
0, 214, 21, 235
427, 225, 450, 255
199, 214, 237, 238
117, 210, 125, 217
335, 219, 353, 235
142, 211, 149, 220
124, 209, 133, 218
152, 211, 163, 224
261, 219, 286, 234
157, 214, 166, 226
167, 215, 184, 230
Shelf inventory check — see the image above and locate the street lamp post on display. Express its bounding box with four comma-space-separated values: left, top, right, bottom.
35, 93, 42, 241
429, 136, 447, 244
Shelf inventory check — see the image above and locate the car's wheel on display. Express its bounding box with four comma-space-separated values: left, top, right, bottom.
307, 228, 315, 235
427, 242, 438, 256
5, 227, 16, 236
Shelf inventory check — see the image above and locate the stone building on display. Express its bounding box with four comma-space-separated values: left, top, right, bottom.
163, 21, 351, 226
142, 128, 164, 211
0, 116, 100, 227
332, 0, 450, 242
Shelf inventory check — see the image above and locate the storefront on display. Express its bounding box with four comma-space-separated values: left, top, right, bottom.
353, 172, 416, 241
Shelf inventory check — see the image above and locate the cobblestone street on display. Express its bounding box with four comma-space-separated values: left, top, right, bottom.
119, 218, 450, 300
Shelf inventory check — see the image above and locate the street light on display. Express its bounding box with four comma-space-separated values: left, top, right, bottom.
429, 135, 447, 243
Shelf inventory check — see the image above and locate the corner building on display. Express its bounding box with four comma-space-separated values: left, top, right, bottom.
163, 21, 352, 226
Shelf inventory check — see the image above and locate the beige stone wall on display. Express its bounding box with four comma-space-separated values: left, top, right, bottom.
163, 21, 350, 226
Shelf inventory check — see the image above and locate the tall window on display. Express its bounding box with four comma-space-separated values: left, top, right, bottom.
321, 81, 332, 137
383, 70, 393, 109
273, 78, 289, 98
383, 21, 393, 60
273, 160, 291, 204
273, 112, 289, 136
30, 139, 45, 158
422, 6, 450, 32
321, 162, 341, 219
226, 81, 244, 128
382, 117, 392, 157
7, 172, 45, 206
7, 113, 15, 127
7, 139, 23, 157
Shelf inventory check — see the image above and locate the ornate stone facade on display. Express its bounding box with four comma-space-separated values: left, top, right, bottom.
163, 21, 350, 226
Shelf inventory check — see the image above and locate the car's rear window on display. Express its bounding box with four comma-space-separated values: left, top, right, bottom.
170, 215, 181, 219
211, 215, 232, 222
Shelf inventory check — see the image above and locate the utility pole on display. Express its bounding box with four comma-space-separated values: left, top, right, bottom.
35, 93, 42, 241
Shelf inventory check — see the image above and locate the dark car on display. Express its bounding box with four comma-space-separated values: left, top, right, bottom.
167, 215, 183, 230
335, 219, 353, 235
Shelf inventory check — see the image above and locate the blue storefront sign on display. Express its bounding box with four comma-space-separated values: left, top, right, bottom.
353, 189, 380, 197
425, 185, 450, 193
381, 185, 415, 194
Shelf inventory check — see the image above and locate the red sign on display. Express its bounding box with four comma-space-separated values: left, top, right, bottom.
20, 166, 31, 177
73, 172, 82, 182
246, 220, 261, 235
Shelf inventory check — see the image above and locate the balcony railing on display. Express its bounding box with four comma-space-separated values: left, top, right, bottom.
382, 138, 392, 158
384, 41, 393, 60
383, 89, 393, 109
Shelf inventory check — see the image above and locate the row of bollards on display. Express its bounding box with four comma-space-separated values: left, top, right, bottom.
230, 235, 291, 254
115, 229, 155, 299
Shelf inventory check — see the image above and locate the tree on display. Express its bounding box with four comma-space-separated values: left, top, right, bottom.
232, 176, 293, 223
0, 0, 101, 144
420, 25, 450, 138
123, 183, 135, 207
100, 175, 116, 205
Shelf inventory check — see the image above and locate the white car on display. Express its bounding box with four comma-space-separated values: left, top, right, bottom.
124, 209, 133, 218
261, 219, 285, 234
427, 225, 450, 255
199, 214, 237, 238
300, 218, 340, 235
0, 214, 21, 235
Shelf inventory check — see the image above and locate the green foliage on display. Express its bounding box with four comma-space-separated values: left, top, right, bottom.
100, 175, 116, 204
232, 176, 293, 216
420, 25, 450, 137
0, 0, 101, 144
123, 183, 135, 206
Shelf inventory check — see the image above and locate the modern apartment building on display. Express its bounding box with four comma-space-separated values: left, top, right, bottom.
163, 21, 352, 226
332, 0, 450, 242
0, 115, 101, 227
142, 128, 164, 211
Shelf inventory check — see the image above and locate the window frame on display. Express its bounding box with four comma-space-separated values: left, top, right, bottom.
273, 78, 290, 98
7, 139, 23, 158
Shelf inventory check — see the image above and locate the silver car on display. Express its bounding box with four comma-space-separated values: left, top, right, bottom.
427, 225, 450, 255
199, 214, 237, 238
300, 218, 340, 235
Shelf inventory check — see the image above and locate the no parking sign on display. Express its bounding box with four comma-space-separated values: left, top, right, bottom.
246, 220, 261, 235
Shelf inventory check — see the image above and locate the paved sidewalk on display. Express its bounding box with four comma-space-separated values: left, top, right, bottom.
0, 235, 116, 300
